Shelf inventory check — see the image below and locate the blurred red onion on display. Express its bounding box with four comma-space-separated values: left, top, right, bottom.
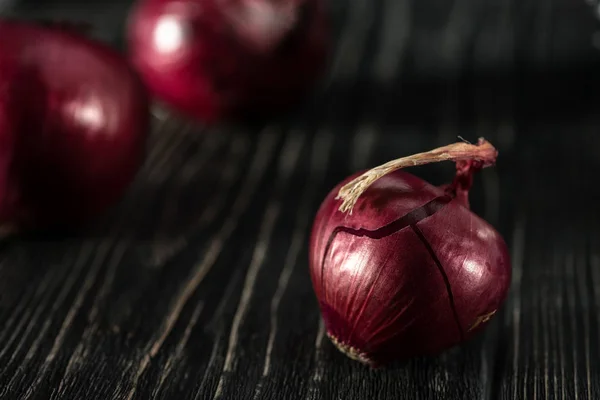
0, 20, 149, 231
126, 0, 330, 122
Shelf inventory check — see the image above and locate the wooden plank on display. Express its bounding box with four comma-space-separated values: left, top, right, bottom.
1, 0, 600, 398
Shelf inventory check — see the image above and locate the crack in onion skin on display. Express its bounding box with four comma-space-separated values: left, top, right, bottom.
309, 170, 511, 367
126, 0, 330, 123
0, 21, 150, 231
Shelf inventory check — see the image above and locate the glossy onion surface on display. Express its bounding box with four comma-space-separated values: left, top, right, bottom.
0, 21, 149, 230
127, 0, 329, 122
309, 170, 511, 366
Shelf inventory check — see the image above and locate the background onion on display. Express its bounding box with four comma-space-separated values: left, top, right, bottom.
126, 0, 330, 122
0, 20, 150, 231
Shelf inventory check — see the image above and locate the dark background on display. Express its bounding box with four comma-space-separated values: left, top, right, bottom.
1, 0, 600, 398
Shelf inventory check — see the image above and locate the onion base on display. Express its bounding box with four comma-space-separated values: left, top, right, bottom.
326, 332, 373, 366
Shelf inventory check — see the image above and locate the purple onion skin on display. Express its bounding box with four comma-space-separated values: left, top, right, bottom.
309, 170, 511, 367
0, 21, 149, 231
126, 0, 330, 123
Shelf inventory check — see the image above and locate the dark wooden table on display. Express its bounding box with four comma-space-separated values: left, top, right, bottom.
2, 0, 600, 399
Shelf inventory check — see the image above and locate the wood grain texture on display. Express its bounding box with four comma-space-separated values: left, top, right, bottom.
2, 0, 600, 399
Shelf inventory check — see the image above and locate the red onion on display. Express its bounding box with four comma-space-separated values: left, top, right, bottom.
309, 139, 511, 367
0, 20, 149, 231
126, 0, 329, 122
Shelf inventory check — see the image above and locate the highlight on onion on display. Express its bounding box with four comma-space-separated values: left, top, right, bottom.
0, 20, 150, 232
126, 0, 330, 122
309, 139, 512, 367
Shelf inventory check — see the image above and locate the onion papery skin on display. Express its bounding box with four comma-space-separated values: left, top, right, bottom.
0, 21, 150, 231
126, 0, 330, 122
309, 170, 511, 367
